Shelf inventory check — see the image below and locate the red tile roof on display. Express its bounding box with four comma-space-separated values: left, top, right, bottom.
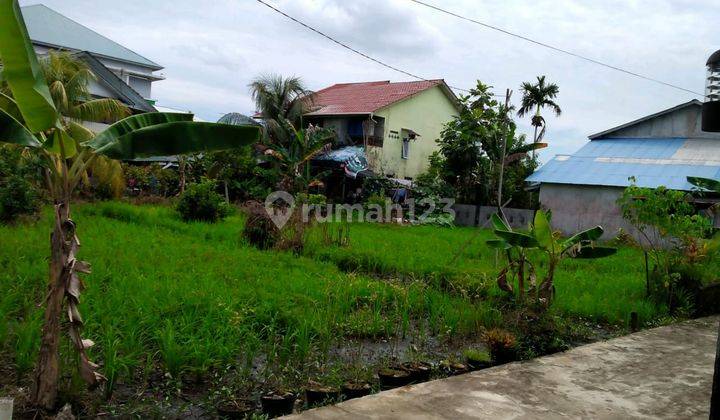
305, 80, 445, 116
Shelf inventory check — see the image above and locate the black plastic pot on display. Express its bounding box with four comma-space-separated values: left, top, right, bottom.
401, 361, 432, 383
378, 367, 414, 390
466, 358, 492, 371
261, 392, 296, 418
305, 386, 340, 407
341, 381, 372, 400
217, 399, 255, 419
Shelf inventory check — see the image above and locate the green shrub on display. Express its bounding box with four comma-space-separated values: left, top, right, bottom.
176, 179, 230, 222
0, 175, 40, 223
463, 348, 491, 363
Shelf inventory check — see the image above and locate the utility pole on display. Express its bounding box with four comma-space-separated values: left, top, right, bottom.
497, 88, 512, 218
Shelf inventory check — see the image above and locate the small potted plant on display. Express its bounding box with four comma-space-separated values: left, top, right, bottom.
401, 360, 432, 383
341, 380, 372, 400
439, 358, 469, 376
216, 398, 255, 419
305, 380, 340, 408
463, 349, 492, 371
378, 365, 414, 390
260, 373, 297, 417
485, 328, 518, 365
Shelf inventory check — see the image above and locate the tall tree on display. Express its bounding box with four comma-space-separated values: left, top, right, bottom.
517, 75, 561, 157
249, 74, 311, 146
436, 81, 544, 205
0, 0, 261, 409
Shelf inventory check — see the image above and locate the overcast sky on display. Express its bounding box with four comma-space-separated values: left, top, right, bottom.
20, 0, 719, 160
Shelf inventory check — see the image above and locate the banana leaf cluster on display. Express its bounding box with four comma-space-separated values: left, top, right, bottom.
486, 210, 616, 304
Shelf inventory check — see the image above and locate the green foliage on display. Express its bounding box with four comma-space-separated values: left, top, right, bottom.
176, 179, 231, 223
618, 183, 714, 310
435, 81, 539, 205
462, 348, 491, 363
618, 184, 711, 243
199, 148, 278, 202
0, 174, 40, 222
0, 145, 42, 222
123, 164, 180, 197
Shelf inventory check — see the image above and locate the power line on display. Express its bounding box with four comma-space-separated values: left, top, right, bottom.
408, 0, 704, 97
255, 0, 502, 96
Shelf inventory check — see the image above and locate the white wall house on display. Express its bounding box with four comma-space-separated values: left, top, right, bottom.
22, 4, 163, 114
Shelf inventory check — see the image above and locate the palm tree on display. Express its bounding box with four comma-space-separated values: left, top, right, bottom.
39, 51, 130, 196
249, 74, 311, 145
0, 1, 261, 408
517, 76, 561, 156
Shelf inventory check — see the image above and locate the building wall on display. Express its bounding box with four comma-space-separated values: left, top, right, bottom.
372, 86, 457, 179
538, 183, 633, 239
596, 103, 720, 139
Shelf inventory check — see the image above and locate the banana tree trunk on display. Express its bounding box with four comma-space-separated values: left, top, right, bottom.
32, 201, 101, 409
32, 202, 71, 409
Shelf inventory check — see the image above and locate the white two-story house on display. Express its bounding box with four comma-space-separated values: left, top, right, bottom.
22, 4, 163, 116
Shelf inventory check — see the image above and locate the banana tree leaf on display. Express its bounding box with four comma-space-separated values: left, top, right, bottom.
86, 112, 194, 151
0, 0, 57, 132
688, 176, 720, 193
92, 121, 261, 160
0, 91, 23, 122
0, 107, 40, 147
44, 128, 77, 158
533, 210, 554, 251
494, 230, 540, 249
562, 226, 603, 250
573, 246, 617, 259
486, 239, 511, 250
490, 213, 510, 231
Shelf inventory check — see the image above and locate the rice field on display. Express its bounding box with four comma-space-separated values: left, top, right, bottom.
0, 201, 673, 416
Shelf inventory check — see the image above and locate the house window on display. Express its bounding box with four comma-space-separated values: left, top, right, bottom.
400, 128, 418, 159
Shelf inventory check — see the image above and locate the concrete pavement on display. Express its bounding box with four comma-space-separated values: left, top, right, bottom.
289, 316, 719, 419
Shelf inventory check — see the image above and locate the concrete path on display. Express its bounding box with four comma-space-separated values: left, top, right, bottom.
289, 316, 719, 419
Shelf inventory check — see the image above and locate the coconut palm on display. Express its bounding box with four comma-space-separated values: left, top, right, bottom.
517, 76, 561, 156
249, 73, 311, 145
0, 1, 261, 409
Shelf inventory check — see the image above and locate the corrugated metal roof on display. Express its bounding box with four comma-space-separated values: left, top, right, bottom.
22, 4, 162, 70
527, 138, 720, 191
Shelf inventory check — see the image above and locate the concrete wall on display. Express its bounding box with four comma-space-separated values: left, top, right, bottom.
538, 183, 636, 239
373, 86, 457, 179
452, 204, 535, 229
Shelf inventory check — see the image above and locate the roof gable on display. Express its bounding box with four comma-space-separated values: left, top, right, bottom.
22, 4, 162, 70
589, 100, 707, 139
75, 52, 156, 113
305, 80, 458, 116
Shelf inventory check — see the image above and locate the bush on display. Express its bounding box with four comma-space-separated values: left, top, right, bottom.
176, 179, 230, 222
0, 174, 40, 223
242, 200, 280, 249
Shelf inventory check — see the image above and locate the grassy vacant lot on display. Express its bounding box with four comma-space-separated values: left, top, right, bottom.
0, 201, 669, 415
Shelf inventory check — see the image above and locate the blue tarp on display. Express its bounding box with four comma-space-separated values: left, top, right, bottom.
314, 146, 370, 178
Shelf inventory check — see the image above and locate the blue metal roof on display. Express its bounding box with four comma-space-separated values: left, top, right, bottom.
22, 5, 162, 69
527, 138, 720, 191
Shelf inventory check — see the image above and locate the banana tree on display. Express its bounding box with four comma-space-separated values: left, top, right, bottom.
0, 0, 261, 409
487, 211, 616, 303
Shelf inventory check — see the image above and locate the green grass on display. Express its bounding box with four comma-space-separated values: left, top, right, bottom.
1, 201, 688, 414
304, 221, 660, 324
0, 202, 500, 392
